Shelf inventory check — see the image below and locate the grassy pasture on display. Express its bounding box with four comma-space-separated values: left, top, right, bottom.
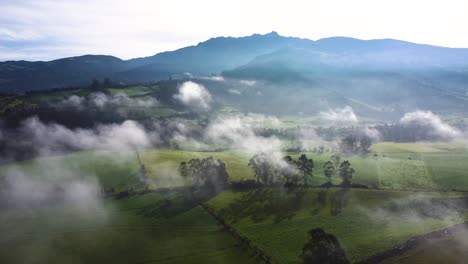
208, 188, 468, 263
3, 141, 468, 192
1, 142, 468, 263
0, 191, 258, 264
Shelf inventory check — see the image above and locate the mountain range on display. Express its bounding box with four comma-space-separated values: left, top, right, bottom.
1, 31, 468, 93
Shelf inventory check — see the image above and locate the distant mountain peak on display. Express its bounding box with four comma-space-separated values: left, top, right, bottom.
266, 31, 280, 36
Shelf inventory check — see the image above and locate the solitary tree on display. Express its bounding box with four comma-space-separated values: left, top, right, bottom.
188, 158, 203, 186
323, 161, 335, 184
297, 154, 314, 186
338, 160, 355, 187
301, 228, 349, 264
178, 161, 189, 178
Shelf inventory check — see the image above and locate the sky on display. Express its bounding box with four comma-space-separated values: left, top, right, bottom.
1, 0, 467, 61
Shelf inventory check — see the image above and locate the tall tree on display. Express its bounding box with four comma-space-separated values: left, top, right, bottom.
323, 161, 335, 184
188, 158, 203, 186
297, 154, 314, 186
178, 161, 189, 178
185, 157, 229, 191
338, 160, 355, 187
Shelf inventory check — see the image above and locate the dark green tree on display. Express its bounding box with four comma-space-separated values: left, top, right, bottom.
301, 228, 349, 264
178, 161, 189, 178
338, 160, 355, 187
248, 153, 276, 184
186, 157, 229, 191
297, 154, 314, 186
323, 161, 335, 184
188, 158, 203, 186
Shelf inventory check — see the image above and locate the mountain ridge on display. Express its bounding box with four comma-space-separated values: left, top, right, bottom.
2, 32, 468, 93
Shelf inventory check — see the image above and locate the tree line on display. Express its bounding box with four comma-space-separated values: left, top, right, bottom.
178, 153, 356, 190
247, 153, 355, 188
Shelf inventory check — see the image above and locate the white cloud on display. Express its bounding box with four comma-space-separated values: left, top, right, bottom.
21, 117, 152, 154
319, 106, 358, 124
399, 110, 460, 139
199, 75, 225, 82
228, 89, 241, 95
205, 114, 282, 155
174, 81, 212, 112
239, 80, 256, 86
55, 93, 159, 109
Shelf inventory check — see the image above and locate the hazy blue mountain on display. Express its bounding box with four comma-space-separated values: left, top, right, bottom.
126, 31, 313, 73
2, 32, 468, 93
0, 55, 127, 93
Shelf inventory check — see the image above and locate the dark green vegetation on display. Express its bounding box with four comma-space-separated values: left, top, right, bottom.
208, 188, 468, 263
0, 190, 258, 264
1, 142, 468, 263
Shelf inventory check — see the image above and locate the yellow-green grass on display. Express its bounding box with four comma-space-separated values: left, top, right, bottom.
0, 151, 141, 192
108, 86, 158, 96
140, 149, 254, 188
372, 141, 465, 153
208, 188, 468, 263
0, 191, 258, 264
3, 146, 468, 192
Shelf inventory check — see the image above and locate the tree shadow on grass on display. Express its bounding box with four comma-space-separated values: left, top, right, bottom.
330, 188, 351, 216
219, 188, 306, 224
135, 188, 217, 219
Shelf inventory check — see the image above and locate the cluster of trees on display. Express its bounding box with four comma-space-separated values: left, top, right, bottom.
248, 153, 314, 186
175, 153, 356, 191
339, 134, 372, 154
178, 156, 229, 192
323, 154, 355, 187
311, 145, 333, 154
247, 153, 356, 188
89, 78, 114, 90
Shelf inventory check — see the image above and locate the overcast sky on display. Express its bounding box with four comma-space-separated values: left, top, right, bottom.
1, 0, 467, 61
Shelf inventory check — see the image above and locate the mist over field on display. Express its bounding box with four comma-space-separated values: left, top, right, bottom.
1, 1, 468, 263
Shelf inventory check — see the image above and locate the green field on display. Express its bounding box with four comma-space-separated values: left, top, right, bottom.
208, 188, 468, 263
3, 141, 468, 192
0, 191, 258, 264
1, 141, 468, 263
